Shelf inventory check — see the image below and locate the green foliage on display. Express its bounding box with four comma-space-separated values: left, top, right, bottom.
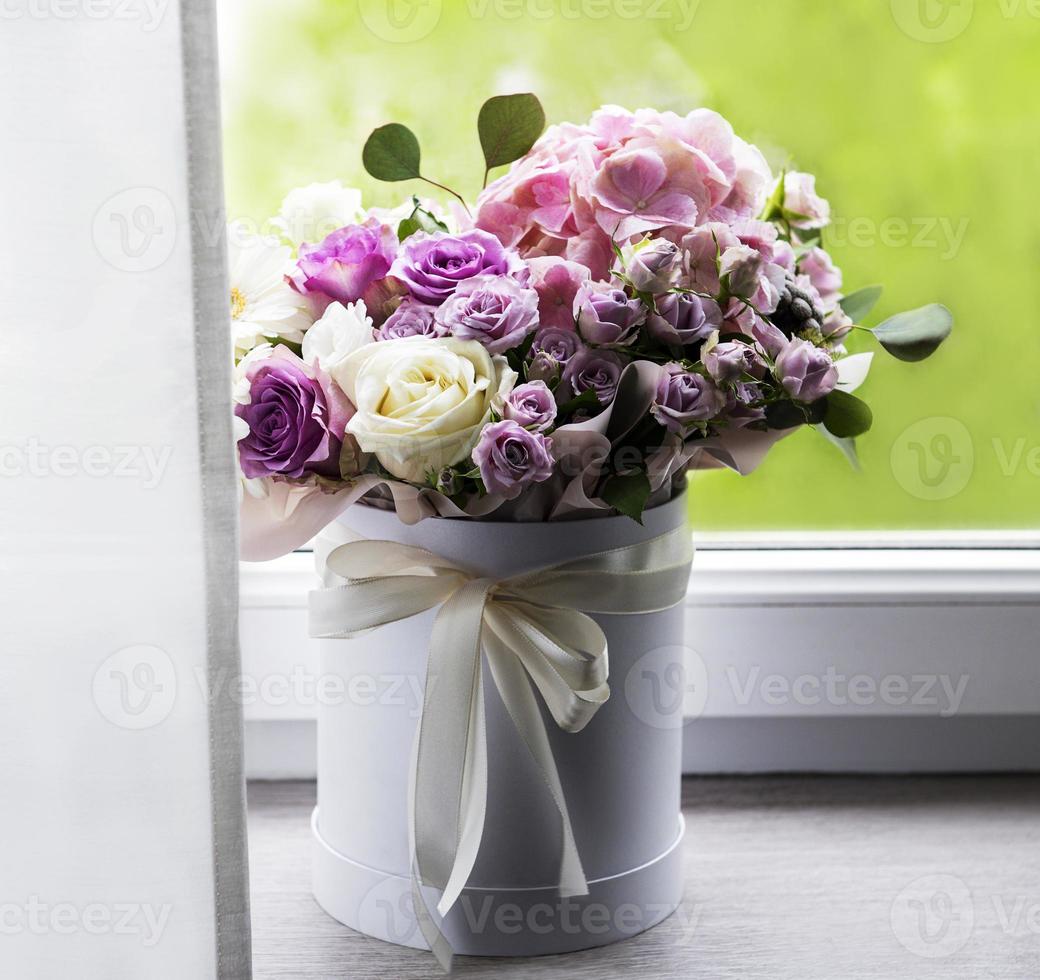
839, 285, 883, 323
478, 93, 546, 184
822, 390, 873, 438
362, 124, 421, 182
600, 470, 652, 524
871, 304, 953, 362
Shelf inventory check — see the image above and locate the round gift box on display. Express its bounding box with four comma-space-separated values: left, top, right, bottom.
312, 490, 689, 957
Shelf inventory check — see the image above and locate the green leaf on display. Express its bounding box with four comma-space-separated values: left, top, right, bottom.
764, 400, 807, 430
822, 389, 873, 438
813, 424, 861, 471
870, 303, 953, 362
478, 94, 545, 177
397, 197, 449, 240
362, 124, 422, 182
839, 285, 883, 323
600, 470, 652, 524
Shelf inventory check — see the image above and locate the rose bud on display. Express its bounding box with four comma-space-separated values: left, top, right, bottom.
625, 239, 681, 293
703, 340, 767, 383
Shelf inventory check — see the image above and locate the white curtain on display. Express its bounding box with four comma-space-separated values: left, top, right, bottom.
0, 2, 250, 978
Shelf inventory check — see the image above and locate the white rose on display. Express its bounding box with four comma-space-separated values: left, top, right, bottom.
334, 337, 516, 483
301, 301, 374, 375
275, 180, 365, 247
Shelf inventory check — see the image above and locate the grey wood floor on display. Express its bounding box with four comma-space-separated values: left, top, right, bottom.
248, 777, 1040, 979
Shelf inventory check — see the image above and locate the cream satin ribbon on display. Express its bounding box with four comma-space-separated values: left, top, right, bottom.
309, 520, 693, 969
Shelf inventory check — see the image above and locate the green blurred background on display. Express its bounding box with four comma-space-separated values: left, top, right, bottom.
218, 0, 1038, 531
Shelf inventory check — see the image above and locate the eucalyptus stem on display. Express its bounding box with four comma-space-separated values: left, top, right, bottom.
420, 177, 471, 217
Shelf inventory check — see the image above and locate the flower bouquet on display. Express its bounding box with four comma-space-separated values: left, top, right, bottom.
232, 95, 951, 964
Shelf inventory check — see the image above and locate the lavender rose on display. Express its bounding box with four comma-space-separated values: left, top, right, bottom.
502, 381, 557, 433
651, 363, 725, 433
574, 281, 645, 346
562, 348, 627, 405
236, 347, 354, 480
289, 219, 398, 316
376, 299, 444, 340
720, 244, 785, 314
775, 339, 838, 402
625, 239, 681, 293
703, 340, 767, 383
472, 419, 555, 499
390, 229, 527, 305
434, 275, 539, 354
648, 292, 722, 347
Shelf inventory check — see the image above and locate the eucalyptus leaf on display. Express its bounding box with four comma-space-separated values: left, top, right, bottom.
870, 303, 953, 361
362, 124, 422, 182
600, 470, 652, 525
814, 424, 861, 471
478, 93, 545, 180
822, 389, 873, 438
765, 400, 807, 430
839, 285, 883, 323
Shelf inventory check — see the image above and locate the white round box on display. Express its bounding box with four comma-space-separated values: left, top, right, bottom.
312, 491, 689, 957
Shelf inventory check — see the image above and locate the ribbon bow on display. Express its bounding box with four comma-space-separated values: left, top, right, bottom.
310, 520, 693, 968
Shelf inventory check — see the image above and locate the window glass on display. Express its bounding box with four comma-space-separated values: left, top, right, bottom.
220, 0, 1038, 531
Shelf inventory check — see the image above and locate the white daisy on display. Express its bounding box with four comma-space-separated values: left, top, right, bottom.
228, 223, 313, 359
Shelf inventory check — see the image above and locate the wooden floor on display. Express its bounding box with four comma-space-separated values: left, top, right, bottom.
248, 777, 1040, 979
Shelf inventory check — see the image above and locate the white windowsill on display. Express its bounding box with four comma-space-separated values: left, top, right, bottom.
239, 537, 1040, 777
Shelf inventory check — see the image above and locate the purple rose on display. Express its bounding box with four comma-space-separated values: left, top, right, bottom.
574, 281, 645, 346
562, 348, 627, 405
434, 275, 539, 354
532, 327, 581, 365
647, 292, 722, 347
502, 381, 557, 433
376, 299, 444, 340
703, 341, 767, 383
651, 363, 725, 433
775, 339, 838, 402
289, 219, 398, 316
390, 229, 527, 305
720, 244, 785, 314
236, 347, 354, 480
472, 420, 555, 499
626, 239, 681, 293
